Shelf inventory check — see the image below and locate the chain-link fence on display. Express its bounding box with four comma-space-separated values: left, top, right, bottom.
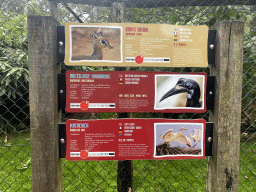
0, 0, 255, 191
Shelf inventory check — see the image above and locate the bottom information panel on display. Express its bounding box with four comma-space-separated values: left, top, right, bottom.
66, 119, 206, 161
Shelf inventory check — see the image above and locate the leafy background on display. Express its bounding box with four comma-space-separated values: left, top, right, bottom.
0, 0, 256, 191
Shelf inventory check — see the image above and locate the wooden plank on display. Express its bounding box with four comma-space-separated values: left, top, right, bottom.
28, 16, 62, 192
207, 21, 244, 191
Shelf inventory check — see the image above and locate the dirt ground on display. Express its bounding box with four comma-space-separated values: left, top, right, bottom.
71, 26, 121, 61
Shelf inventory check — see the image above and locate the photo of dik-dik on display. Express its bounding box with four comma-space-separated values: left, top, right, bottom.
71, 26, 121, 62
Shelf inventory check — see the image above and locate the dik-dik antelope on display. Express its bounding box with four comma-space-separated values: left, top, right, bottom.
72, 31, 114, 61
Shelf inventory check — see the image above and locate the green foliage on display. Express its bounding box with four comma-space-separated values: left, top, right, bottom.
126, 5, 252, 27
0, 117, 28, 135
243, 32, 256, 104
0, 12, 28, 100
0, 12, 29, 134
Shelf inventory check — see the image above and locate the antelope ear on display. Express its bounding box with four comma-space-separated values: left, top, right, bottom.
88, 31, 94, 38
94, 31, 101, 37
90, 31, 98, 40
94, 31, 103, 37
92, 34, 98, 40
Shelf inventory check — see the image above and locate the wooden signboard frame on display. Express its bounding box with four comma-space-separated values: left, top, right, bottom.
28, 15, 243, 192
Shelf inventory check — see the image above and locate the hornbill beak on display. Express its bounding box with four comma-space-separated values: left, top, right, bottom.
159, 85, 187, 102
159, 78, 202, 107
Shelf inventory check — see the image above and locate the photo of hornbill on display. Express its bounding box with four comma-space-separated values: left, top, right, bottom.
159, 78, 202, 107
154, 75, 204, 109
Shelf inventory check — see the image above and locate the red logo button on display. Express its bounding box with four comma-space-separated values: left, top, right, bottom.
135, 55, 144, 64
80, 101, 89, 110
80, 150, 89, 159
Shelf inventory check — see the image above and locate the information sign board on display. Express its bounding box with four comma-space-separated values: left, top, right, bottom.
65, 70, 207, 113
66, 119, 206, 161
64, 23, 208, 67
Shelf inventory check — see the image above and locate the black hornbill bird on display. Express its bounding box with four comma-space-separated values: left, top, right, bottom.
159, 78, 202, 107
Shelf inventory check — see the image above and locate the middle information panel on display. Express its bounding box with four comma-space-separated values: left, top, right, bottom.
66, 70, 207, 113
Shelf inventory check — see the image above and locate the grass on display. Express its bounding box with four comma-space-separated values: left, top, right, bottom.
0, 132, 256, 191
0, 131, 31, 192
239, 136, 256, 191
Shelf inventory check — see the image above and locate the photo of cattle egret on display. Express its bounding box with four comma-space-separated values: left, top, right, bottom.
154, 75, 205, 109
154, 123, 204, 157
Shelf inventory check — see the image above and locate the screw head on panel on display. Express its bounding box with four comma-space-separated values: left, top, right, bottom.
208, 137, 212, 142
209, 91, 213, 95
58, 41, 63, 47
209, 44, 214, 49
60, 138, 65, 144
60, 90, 63, 94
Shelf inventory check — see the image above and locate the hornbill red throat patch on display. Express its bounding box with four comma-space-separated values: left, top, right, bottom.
159, 78, 202, 107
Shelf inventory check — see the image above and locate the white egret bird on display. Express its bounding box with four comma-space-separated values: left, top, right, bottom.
159, 127, 192, 147
189, 129, 202, 148
158, 129, 174, 141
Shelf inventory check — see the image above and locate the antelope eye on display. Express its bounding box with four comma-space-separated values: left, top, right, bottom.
100, 40, 107, 45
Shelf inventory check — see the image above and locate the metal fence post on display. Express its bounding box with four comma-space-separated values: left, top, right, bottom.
49, 0, 58, 19
111, 2, 126, 23
111, 2, 133, 192
206, 21, 244, 191
28, 16, 62, 192
92, 6, 98, 23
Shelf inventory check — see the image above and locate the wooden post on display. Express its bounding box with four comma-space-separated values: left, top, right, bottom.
206, 21, 244, 191
28, 16, 62, 192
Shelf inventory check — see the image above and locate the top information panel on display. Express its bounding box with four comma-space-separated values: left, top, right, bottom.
64, 23, 208, 67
